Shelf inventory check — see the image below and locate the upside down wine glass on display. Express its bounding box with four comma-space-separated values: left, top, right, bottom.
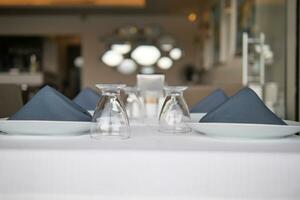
159, 86, 191, 133
90, 84, 130, 139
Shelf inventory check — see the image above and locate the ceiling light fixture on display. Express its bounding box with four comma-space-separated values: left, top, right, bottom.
101, 50, 123, 67
169, 48, 183, 60
131, 45, 161, 66
100, 26, 183, 75
188, 12, 197, 22
111, 43, 132, 54
157, 57, 173, 70
117, 59, 137, 74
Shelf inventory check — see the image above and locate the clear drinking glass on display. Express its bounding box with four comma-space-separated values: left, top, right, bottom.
159, 86, 191, 133
124, 86, 145, 123
90, 84, 130, 139
137, 74, 165, 120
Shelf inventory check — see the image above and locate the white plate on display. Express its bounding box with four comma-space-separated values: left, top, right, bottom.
0, 120, 91, 135
190, 113, 207, 122
186, 120, 300, 139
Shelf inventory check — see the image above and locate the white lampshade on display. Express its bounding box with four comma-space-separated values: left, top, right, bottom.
101, 50, 123, 67
158, 35, 175, 52
140, 66, 155, 74
111, 44, 131, 54
117, 59, 137, 75
131, 45, 161, 66
157, 57, 173, 70
169, 48, 182, 60
161, 44, 173, 52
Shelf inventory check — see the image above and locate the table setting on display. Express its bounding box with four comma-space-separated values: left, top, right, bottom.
0, 74, 300, 199
0, 74, 299, 139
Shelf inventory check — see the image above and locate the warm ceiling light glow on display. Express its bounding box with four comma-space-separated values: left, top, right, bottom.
188, 12, 197, 22
131, 45, 161, 66
0, 0, 145, 7
169, 48, 182, 60
101, 50, 123, 67
157, 57, 173, 70
111, 44, 131, 54
117, 59, 137, 74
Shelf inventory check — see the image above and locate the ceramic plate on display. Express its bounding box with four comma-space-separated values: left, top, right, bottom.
88, 110, 95, 116
0, 120, 91, 135
186, 120, 300, 139
190, 113, 207, 122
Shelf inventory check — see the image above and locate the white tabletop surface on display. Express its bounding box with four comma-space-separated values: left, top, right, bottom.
0, 125, 300, 200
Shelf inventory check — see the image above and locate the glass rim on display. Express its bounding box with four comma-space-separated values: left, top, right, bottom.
96, 84, 126, 90
163, 86, 187, 92
123, 86, 138, 92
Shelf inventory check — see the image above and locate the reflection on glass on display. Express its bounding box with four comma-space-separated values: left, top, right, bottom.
124, 86, 144, 123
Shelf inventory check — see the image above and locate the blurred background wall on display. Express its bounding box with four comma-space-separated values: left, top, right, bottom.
0, 0, 297, 119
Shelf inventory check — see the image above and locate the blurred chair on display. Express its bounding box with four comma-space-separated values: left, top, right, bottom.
0, 84, 23, 118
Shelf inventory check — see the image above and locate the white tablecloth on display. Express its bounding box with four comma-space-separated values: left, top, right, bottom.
0, 125, 300, 200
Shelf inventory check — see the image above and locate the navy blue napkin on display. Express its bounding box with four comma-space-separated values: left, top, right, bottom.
10, 86, 92, 121
73, 88, 101, 110
200, 87, 287, 125
190, 89, 228, 113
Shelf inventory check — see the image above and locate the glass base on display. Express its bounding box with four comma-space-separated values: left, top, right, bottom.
90, 123, 130, 140
158, 125, 191, 134
90, 132, 130, 140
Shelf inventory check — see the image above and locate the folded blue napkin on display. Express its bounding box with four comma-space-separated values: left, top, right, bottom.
73, 88, 101, 110
9, 86, 92, 121
200, 87, 287, 125
190, 89, 228, 113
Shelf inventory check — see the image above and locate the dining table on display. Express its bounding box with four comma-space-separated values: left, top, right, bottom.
0, 124, 299, 200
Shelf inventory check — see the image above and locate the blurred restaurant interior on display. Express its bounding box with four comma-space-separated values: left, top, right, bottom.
0, 0, 298, 120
